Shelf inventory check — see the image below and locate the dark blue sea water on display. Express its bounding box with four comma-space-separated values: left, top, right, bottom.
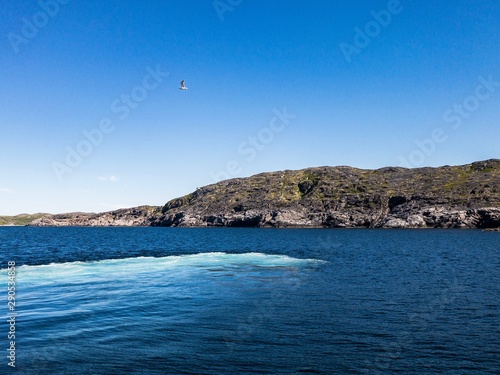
0, 228, 498, 374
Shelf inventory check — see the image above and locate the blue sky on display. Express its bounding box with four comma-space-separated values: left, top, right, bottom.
1, 0, 499, 215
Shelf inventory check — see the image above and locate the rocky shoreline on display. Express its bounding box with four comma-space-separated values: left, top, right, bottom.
27, 159, 500, 229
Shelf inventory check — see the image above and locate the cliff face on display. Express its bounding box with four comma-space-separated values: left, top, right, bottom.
28, 159, 500, 229
29, 206, 160, 227
150, 159, 500, 229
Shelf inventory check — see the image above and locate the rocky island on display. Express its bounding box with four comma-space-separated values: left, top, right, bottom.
20, 159, 500, 229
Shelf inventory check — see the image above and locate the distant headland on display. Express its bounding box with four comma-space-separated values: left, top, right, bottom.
3, 159, 499, 229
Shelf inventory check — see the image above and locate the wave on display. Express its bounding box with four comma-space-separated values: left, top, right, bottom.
0, 252, 326, 284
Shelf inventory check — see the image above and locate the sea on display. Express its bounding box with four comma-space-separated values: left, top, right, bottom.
0, 227, 498, 374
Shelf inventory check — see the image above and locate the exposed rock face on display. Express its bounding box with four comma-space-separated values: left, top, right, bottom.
29, 206, 160, 227
150, 159, 500, 229
28, 159, 500, 229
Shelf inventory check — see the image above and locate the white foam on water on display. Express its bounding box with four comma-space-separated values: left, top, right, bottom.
0, 252, 326, 285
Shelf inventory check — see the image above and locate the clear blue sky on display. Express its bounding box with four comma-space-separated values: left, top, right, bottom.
1, 0, 499, 215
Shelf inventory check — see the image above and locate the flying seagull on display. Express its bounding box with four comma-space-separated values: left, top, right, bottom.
179, 80, 188, 90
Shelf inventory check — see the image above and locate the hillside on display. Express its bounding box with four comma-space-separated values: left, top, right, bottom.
0, 213, 47, 226
27, 159, 500, 228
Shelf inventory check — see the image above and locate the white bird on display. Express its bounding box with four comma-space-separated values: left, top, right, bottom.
179, 80, 188, 90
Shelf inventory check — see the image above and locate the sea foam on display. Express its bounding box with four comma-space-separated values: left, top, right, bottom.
0, 252, 326, 285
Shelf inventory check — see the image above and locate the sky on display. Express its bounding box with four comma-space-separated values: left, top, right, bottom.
0, 0, 499, 215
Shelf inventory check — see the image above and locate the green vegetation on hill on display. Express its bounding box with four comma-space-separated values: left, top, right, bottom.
0, 214, 47, 226
163, 159, 500, 213
151, 159, 499, 228
18, 159, 500, 228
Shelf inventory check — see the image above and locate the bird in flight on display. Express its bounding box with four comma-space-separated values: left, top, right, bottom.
179, 80, 188, 90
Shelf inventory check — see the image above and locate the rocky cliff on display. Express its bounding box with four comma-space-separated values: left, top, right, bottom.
28, 206, 159, 227
29, 159, 500, 229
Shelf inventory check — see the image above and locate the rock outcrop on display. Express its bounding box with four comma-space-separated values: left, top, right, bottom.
28, 159, 500, 229
29, 206, 159, 227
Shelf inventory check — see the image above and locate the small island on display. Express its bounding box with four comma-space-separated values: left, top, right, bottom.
4, 159, 499, 229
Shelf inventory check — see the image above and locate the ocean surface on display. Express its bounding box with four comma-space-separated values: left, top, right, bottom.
0, 227, 498, 374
